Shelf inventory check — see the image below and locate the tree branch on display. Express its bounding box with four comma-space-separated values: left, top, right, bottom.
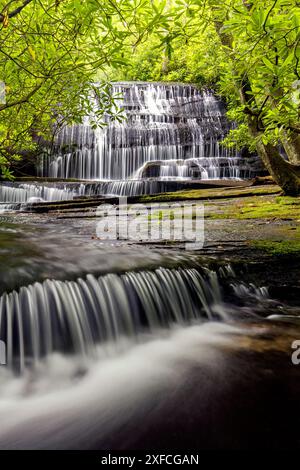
0, 0, 33, 22
0, 81, 43, 111
262, 0, 278, 34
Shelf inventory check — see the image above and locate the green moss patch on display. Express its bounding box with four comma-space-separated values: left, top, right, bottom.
138, 184, 280, 204
205, 195, 300, 220
251, 240, 300, 256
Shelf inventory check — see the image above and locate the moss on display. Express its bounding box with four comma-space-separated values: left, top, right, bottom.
138, 185, 280, 204
148, 209, 177, 221
249, 223, 300, 255
275, 196, 300, 206
205, 195, 300, 220
251, 240, 300, 255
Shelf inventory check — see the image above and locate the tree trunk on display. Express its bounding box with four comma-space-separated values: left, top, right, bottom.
282, 132, 300, 164
269, 92, 300, 164
250, 120, 300, 195
212, 17, 300, 194
239, 83, 300, 195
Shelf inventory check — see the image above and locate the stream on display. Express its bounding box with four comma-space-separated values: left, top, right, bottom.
0, 83, 299, 450
0, 214, 300, 449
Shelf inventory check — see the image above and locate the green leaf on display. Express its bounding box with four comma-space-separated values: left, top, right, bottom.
262, 57, 275, 72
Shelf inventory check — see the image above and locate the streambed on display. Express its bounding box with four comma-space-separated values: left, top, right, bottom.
0, 211, 300, 449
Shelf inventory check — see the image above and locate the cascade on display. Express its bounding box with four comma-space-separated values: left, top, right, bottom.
0, 266, 232, 371
0, 83, 262, 204
0, 180, 197, 203
0, 179, 212, 205
39, 83, 258, 183
0, 182, 86, 203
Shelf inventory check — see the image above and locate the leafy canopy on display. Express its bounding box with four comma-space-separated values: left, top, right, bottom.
108, 0, 300, 154
0, 0, 169, 178
1, 0, 300, 179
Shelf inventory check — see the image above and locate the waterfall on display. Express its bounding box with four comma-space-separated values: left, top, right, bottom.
136, 158, 209, 179
0, 266, 227, 371
78, 180, 177, 196
0, 203, 21, 213
39, 83, 258, 183
0, 180, 207, 204
0, 83, 263, 205
0, 182, 86, 204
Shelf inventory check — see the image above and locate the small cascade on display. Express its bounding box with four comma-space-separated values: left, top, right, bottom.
136, 158, 209, 179
0, 180, 207, 204
0, 266, 228, 371
1, 178, 241, 205
0, 182, 86, 204
80, 179, 179, 196
39, 83, 260, 186
0, 262, 274, 373
232, 283, 269, 300
0, 203, 21, 213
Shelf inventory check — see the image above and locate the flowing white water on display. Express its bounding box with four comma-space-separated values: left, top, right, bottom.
0, 183, 86, 203
0, 267, 228, 372
0, 322, 244, 449
0, 216, 293, 449
0, 203, 21, 212
39, 83, 259, 183
135, 158, 210, 179
0, 83, 262, 203
0, 178, 209, 204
